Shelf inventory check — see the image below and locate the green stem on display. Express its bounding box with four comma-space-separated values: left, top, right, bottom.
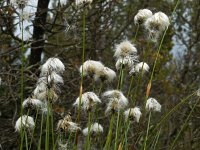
75, 6, 86, 148
25, 132, 29, 150
98, 82, 103, 95
45, 100, 50, 150
117, 60, 124, 90
85, 111, 92, 149
104, 113, 115, 149
152, 128, 161, 150
38, 112, 44, 150
20, 8, 25, 150
133, 24, 139, 42
143, 111, 152, 150
29, 108, 39, 150
51, 104, 55, 148
127, 76, 134, 97
114, 111, 121, 150
124, 121, 130, 150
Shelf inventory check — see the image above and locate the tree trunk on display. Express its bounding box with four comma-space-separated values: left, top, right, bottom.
29, 0, 50, 66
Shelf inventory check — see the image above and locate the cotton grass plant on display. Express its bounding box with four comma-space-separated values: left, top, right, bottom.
14, 0, 198, 149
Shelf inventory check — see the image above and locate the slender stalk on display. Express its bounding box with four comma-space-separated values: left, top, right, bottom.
104, 113, 115, 149
38, 112, 44, 150
45, 100, 50, 150
29, 108, 39, 150
20, 8, 25, 150
133, 24, 139, 42
117, 66, 123, 90
85, 111, 92, 149
50, 103, 55, 148
170, 98, 200, 149
127, 76, 134, 97
124, 121, 130, 150
25, 132, 29, 150
114, 111, 121, 150
75, 6, 86, 147
143, 111, 152, 150
152, 128, 161, 150
98, 82, 103, 95
119, 117, 131, 150
20, 110, 30, 150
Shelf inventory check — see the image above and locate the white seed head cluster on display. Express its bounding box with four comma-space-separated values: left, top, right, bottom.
129, 62, 149, 75
47, 71, 64, 85
15, 115, 35, 132
57, 115, 81, 132
114, 40, 137, 59
33, 77, 58, 101
22, 98, 44, 109
115, 55, 139, 70
146, 98, 161, 112
73, 92, 101, 111
80, 60, 104, 77
41, 58, 65, 76
94, 67, 116, 83
124, 107, 142, 123
114, 40, 139, 70
134, 9, 153, 25
80, 60, 116, 83
82, 123, 103, 136
103, 90, 128, 114
33, 58, 64, 102
145, 11, 170, 42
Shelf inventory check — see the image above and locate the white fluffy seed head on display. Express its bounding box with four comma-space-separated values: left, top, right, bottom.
47, 72, 64, 85
145, 12, 170, 41
33, 77, 48, 96
129, 62, 149, 75
94, 67, 116, 83
34, 88, 59, 102
41, 58, 65, 75
134, 9, 153, 25
15, 115, 35, 132
146, 98, 161, 112
124, 107, 142, 123
80, 60, 104, 78
73, 92, 101, 111
114, 40, 137, 59
103, 90, 128, 114
82, 123, 103, 136
145, 12, 170, 32
22, 98, 44, 108
57, 114, 81, 132
115, 56, 138, 70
